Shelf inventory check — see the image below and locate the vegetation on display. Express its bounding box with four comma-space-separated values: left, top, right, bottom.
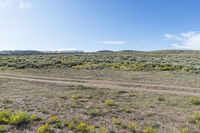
180, 128, 190, 133
0, 51, 200, 132
190, 112, 200, 126
0, 79, 199, 132
86, 108, 102, 117
104, 99, 116, 106
1, 51, 200, 73
0, 125, 8, 133
38, 124, 51, 133
10, 112, 31, 125
190, 97, 200, 105
143, 127, 158, 133
127, 121, 138, 132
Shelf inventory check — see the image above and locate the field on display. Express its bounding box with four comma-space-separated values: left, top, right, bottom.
0, 51, 200, 133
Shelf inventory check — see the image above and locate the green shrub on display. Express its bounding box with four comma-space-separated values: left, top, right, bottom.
190, 97, 200, 105
190, 112, 200, 126
31, 114, 41, 121
127, 121, 138, 132
66, 120, 76, 130
47, 116, 62, 128
71, 95, 82, 100
47, 116, 60, 124
65, 118, 79, 130
77, 122, 95, 133
122, 106, 132, 113
10, 112, 31, 125
112, 118, 122, 125
87, 125, 95, 133
157, 97, 165, 101
104, 99, 116, 106
2, 97, 13, 104
86, 108, 102, 117
0, 110, 12, 124
99, 127, 107, 133
180, 128, 189, 133
143, 127, 157, 133
65, 119, 95, 133
38, 124, 51, 133
0, 125, 8, 132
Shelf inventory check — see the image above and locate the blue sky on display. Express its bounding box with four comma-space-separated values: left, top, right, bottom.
1, 0, 200, 51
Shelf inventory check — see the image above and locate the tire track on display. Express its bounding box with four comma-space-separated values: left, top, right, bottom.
0, 73, 200, 97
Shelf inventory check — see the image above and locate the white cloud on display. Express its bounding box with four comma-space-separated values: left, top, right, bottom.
0, 0, 32, 10
18, 0, 31, 9
94, 40, 127, 45
164, 31, 200, 50
0, 0, 10, 9
55, 48, 77, 51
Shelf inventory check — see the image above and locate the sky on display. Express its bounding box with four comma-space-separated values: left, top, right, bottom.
1, 0, 200, 51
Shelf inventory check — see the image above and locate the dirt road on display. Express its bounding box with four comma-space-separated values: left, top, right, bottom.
0, 73, 199, 97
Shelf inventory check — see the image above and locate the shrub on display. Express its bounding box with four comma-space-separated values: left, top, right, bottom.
31, 114, 41, 121
10, 112, 31, 125
71, 95, 82, 100
77, 122, 95, 133
190, 97, 200, 105
47, 116, 60, 124
143, 127, 157, 133
104, 100, 116, 106
157, 97, 165, 101
0, 110, 12, 124
112, 118, 122, 125
48, 116, 62, 128
38, 124, 51, 133
65, 118, 78, 130
189, 112, 200, 126
2, 97, 13, 104
127, 121, 138, 132
99, 127, 107, 133
86, 108, 102, 117
65, 119, 96, 133
87, 125, 95, 133
123, 107, 132, 113
180, 128, 189, 133
0, 125, 8, 132
66, 121, 76, 130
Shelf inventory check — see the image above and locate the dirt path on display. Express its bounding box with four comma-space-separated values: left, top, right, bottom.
0, 73, 200, 97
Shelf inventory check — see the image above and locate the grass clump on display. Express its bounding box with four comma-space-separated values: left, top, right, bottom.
157, 96, 165, 101
86, 108, 102, 117
31, 114, 41, 121
47, 116, 60, 124
99, 127, 107, 133
180, 128, 189, 133
71, 94, 82, 100
0, 125, 8, 132
77, 122, 95, 133
104, 99, 116, 106
123, 107, 132, 113
143, 127, 157, 133
190, 97, 200, 105
189, 112, 200, 126
0, 110, 12, 124
38, 124, 51, 133
10, 112, 31, 125
65, 118, 96, 133
112, 118, 122, 125
2, 97, 13, 104
65, 118, 79, 130
0, 110, 31, 126
47, 116, 62, 128
127, 121, 138, 132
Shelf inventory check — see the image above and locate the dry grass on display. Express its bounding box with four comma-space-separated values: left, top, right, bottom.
0, 70, 200, 132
